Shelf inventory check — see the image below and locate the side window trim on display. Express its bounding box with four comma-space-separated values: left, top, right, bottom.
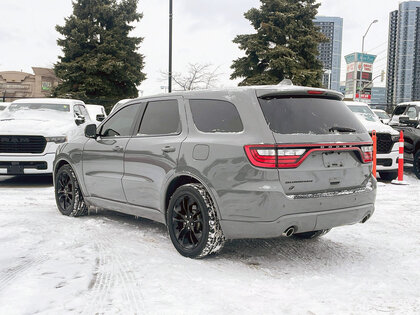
99, 103, 143, 139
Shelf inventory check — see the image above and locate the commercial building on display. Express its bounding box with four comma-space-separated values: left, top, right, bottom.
344, 52, 377, 103
314, 16, 343, 92
0, 67, 59, 102
386, 1, 420, 104
371, 87, 387, 105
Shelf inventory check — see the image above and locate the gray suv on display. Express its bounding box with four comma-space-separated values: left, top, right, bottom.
53, 86, 377, 258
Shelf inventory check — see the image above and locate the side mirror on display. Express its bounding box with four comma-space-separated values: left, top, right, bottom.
399, 115, 419, 127
75, 115, 85, 125
85, 124, 97, 139
96, 114, 105, 122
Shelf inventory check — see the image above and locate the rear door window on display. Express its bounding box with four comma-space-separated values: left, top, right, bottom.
258, 97, 366, 134
138, 100, 181, 136
189, 99, 243, 133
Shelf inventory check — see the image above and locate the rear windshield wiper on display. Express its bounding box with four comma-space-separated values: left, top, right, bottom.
329, 126, 356, 133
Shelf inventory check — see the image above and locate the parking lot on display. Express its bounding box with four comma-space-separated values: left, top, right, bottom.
0, 172, 419, 314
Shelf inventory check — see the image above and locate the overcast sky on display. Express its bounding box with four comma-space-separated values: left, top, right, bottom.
0, 0, 404, 96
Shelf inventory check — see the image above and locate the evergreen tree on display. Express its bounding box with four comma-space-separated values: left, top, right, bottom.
54, 0, 145, 107
231, 0, 326, 87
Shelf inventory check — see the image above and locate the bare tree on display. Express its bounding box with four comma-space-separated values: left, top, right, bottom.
163, 63, 221, 91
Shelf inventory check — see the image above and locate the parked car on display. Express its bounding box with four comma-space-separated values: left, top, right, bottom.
373, 109, 391, 124
345, 101, 400, 180
0, 98, 92, 175
86, 104, 107, 125
389, 102, 420, 126
54, 86, 376, 258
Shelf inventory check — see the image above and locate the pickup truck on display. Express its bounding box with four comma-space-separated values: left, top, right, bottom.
390, 102, 420, 179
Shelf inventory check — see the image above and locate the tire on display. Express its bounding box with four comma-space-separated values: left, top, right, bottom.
167, 183, 225, 258
379, 170, 398, 181
414, 151, 420, 179
55, 164, 88, 217
293, 229, 330, 240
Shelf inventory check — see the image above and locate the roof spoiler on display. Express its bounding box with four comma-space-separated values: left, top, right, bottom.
256, 88, 344, 101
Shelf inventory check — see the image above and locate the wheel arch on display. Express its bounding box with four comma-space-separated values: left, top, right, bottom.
163, 172, 222, 222
54, 156, 89, 199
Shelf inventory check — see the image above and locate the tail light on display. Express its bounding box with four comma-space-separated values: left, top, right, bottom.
244, 143, 373, 169
244, 145, 307, 169
361, 145, 373, 163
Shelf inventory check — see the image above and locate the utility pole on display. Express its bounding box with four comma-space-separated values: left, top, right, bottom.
168, 0, 173, 93
358, 19, 378, 102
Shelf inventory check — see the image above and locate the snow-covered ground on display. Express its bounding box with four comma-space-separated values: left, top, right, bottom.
0, 172, 419, 315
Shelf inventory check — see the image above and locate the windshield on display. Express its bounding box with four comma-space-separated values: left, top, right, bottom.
1, 103, 72, 121
374, 111, 390, 119
347, 105, 380, 123
258, 97, 366, 134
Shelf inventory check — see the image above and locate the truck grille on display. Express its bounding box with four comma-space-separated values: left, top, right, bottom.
370, 133, 394, 154
0, 136, 47, 154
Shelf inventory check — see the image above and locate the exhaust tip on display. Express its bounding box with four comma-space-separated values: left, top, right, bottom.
282, 226, 295, 237
361, 214, 371, 224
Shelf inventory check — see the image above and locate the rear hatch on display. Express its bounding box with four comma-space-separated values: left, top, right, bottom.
253, 90, 373, 195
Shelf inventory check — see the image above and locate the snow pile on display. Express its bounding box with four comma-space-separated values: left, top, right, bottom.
0, 173, 419, 314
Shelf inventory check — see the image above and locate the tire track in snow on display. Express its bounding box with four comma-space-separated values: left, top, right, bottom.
0, 255, 48, 292
83, 236, 145, 314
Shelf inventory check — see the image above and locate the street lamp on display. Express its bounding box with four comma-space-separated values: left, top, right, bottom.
168, 0, 173, 93
358, 19, 378, 102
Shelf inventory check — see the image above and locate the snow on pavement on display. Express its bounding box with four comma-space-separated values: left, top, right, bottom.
0, 173, 419, 314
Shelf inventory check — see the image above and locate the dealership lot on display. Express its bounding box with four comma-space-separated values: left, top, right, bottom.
0, 173, 419, 314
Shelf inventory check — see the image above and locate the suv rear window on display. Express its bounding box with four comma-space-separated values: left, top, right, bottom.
258, 97, 366, 134
189, 99, 243, 133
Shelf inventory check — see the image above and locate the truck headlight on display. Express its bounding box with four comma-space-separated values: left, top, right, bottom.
45, 136, 67, 143
391, 135, 400, 142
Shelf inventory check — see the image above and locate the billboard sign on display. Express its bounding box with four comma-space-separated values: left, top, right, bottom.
345, 53, 377, 64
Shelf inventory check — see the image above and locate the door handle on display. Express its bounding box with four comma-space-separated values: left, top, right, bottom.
162, 146, 176, 153
113, 146, 124, 152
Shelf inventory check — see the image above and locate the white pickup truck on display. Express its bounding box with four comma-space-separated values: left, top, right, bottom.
345, 101, 400, 180
0, 98, 92, 175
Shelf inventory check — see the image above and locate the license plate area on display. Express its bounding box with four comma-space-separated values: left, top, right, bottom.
7, 164, 24, 174
322, 152, 344, 168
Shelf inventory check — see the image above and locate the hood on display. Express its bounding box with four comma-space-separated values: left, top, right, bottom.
0, 118, 76, 136
355, 115, 399, 135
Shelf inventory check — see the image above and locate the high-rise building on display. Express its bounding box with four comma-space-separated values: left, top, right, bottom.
386, 1, 420, 104
314, 16, 343, 92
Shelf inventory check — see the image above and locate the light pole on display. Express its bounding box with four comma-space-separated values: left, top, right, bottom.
358, 19, 378, 102
168, 0, 173, 93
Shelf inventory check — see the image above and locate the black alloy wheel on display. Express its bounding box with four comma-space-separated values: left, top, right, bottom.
57, 171, 74, 212
55, 164, 88, 217
167, 184, 225, 258
172, 194, 204, 250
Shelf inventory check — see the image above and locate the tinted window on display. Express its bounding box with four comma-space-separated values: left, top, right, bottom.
138, 100, 181, 135
394, 106, 407, 115
259, 97, 366, 134
189, 99, 243, 133
101, 105, 139, 137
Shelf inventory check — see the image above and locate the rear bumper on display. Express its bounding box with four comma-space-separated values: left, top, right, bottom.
0, 152, 55, 175
221, 203, 375, 239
